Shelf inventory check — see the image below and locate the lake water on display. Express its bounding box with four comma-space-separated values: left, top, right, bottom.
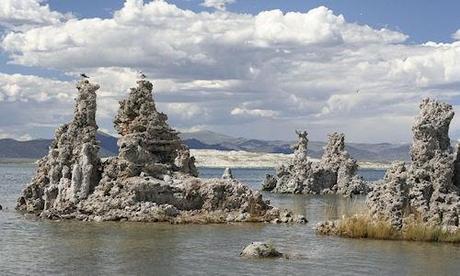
1, 164, 460, 275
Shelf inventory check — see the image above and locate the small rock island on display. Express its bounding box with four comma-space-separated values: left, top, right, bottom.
16, 78, 304, 224
240, 241, 283, 258
262, 130, 367, 196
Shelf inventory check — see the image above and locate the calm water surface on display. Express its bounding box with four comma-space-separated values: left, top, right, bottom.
1, 164, 459, 275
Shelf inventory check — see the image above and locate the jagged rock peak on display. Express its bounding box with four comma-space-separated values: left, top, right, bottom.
292, 130, 308, 162
113, 78, 197, 177
262, 130, 367, 196
114, 80, 160, 136
17, 79, 102, 213
367, 98, 460, 229
222, 168, 234, 180
411, 98, 454, 164
321, 132, 347, 162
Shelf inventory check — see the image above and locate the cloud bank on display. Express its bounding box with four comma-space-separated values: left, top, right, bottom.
0, 0, 72, 31
0, 0, 460, 142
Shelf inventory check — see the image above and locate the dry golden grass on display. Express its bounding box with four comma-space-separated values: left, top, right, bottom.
335, 214, 398, 240
402, 221, 460, 242
331, 213, 460, 243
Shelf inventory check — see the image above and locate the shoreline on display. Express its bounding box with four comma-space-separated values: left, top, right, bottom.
189, 149, 392, 170
0, 158, 37, 164
0, 150, 393, 169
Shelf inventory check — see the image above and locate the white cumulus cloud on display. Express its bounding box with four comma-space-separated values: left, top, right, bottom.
0, 0, 72, 30
452, 29, 460, 40
200, 0, 235, 11
231, 107, 279, 118
0, 1, 460, 143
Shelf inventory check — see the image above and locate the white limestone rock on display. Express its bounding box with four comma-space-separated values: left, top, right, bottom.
367, 98, 460, 229
17, 79, 102, 214
222, 168, 234, 180
263, 131, 368, 196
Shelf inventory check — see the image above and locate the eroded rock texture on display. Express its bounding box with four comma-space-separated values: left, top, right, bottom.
240, 242, 283, 258
222, 168, 234, 180
262, 131, 367, 196
367, 161, 408, 228
367, 98, 460, 229
17, 80, 102, 214
112, 79, 197, 178
17, 78, 304, 224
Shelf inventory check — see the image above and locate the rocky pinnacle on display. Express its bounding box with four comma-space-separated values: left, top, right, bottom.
17, 79, 102, 214
262, 130, 367, 196
367, 98, 460, 229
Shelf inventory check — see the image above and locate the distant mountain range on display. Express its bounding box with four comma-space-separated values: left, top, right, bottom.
0, 132, 118, 159
180, 130, 411, 162
0, 130, 411, 162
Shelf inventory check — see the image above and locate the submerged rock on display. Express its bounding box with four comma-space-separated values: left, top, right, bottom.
240, 242, 283, 258
17, 78, 302, 224
262, 131, 367, 196
367, 98, 460, 229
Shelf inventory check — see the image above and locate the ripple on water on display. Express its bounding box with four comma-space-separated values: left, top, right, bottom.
1, 165, 460, 275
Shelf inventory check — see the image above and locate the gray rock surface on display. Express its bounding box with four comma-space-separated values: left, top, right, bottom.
222, 168, 234, 180
17, 78, 303, 224
262, 131, 367, 196
367, 98, 460, 229
112, 79, 197, 178
240, 242, 283, 258
17, 79, 102, 214
367, 161, 408, 228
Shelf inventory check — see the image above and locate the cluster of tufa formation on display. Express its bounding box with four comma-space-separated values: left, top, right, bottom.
17, 78, 305, 224
262, 130, 367, 196
367, 98, 460, 230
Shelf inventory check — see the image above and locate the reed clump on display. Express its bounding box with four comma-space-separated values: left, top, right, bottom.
402, 219, 460, 242
334, 214, 398, 240
320, 213, 460, 243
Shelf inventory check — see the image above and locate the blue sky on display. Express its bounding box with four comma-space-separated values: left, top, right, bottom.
0, 0, 460, 142
44, 0, 460, 43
